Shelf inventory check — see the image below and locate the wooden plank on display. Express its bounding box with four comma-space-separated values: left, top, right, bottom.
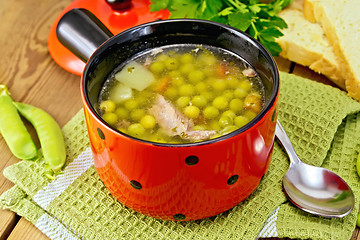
0, 0, 74, 239
7, 218, 48, 240
0, 144, 19, 240
0, 210, 18, 240
351, 228, 360, 240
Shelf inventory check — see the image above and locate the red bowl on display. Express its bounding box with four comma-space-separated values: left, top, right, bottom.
57, 8, 279, 221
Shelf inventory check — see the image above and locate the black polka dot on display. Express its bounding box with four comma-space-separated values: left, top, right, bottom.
173, 213, 186, 220
227, 175, 239, 185
185, 155, 199, 165
130, 180, 142, 190
97, 128, 105, 140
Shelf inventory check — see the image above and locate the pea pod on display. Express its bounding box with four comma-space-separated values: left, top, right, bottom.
13, 102, 66, 176
0, 85, 37, 159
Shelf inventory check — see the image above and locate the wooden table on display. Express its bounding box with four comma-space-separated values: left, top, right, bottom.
0, 0, 359, 239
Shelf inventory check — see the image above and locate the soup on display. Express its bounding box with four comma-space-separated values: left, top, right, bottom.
98, 44, 264, 144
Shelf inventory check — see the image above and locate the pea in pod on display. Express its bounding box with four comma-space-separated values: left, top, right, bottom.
13, 102, 66, 178
0, 85, 37, 159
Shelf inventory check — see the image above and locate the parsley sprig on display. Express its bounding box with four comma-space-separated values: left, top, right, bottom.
150, 0, 293, 56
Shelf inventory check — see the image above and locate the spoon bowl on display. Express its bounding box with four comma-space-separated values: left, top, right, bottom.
276, 120, 355, 217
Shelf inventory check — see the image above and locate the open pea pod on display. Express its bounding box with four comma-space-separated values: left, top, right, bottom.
0, 85, 37, 160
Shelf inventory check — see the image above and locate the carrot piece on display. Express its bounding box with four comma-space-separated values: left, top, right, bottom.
156, 76, 171, 92
215, 63, 228, 78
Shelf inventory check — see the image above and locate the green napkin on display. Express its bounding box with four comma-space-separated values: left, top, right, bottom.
1, 72, 360, 240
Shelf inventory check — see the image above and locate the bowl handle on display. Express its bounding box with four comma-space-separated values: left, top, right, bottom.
56, 8, 114, 62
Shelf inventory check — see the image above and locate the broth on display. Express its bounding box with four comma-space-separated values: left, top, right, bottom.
98, 44, 265, 144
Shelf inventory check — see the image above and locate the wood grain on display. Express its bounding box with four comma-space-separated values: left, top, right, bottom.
7, 218, 48, 240
0, 0, 358, 239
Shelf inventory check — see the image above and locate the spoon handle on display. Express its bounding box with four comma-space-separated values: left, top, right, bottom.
275, 120, 301, 165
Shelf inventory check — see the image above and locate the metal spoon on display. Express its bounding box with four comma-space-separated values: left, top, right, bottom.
275, 120, 355, 218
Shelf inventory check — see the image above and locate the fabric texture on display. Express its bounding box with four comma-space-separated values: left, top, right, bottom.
1, 72, 360, 240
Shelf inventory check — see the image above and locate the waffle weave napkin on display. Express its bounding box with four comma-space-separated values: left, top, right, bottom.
1, 72, 360, 240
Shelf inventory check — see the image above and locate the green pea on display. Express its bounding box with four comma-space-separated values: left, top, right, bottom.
176, 96, 191, 108
226, 76, 240, 88
115, 107, 129, 119
140, 115, 156, 129
201, 91, 214, 101
130, 109, 146, 122
234, 88, 248, 99
222, 90, 234, 100
124, 99, 139, 111
212, 79, 227, 92
239, 80, 253, 91
180, 53, 194, 64
14, 102, 66, 176
183, 105, 200, 119
212, 96, 228, 110
234, 115, 250, 128
195, 82, 208, 93
203, 106, 219, 119
218, 116, 233, 128
209, 119, 221, 130
169, 70, 182, 78
179, 84, 195, 96
191, 95, 207, 108
172, 76, 186, 87
188, 70, 205, 83
222, 110, 236, 119
127, 123, 146, 136
0, 86, 37, 160
102, 112, 119, 125
165, 58, 178, 70
220, 125, 238, 135
202, 67, 215, 77
229, 99, 244, 113
198, 53, 216, 66
244, 110, 257, 120
155, 54, 169, 62
100, 100, 116, 113
164, 87, 178, 100
150, 61, 165, 74
179, 63, 195, 75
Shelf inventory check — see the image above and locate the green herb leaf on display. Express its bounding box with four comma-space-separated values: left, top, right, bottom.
259, 39, 283, 56
170, 0, 201, 18
228, 11, 254, 32
249, 4, 261, 14
269, 15, 288, 29
149, 0, 294, 56
202, 0, 224, 19
259, 27, 284, 42
218, 6, 234, 16
150, 0, 170, 11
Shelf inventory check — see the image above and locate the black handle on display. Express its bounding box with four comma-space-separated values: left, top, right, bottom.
56, 8, 114, 62
106, 0, 132, 11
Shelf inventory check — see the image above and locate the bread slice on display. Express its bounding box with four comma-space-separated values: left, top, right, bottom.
303, 0, 360, 101
276, 9, 345, 89
286, 0, 304, 11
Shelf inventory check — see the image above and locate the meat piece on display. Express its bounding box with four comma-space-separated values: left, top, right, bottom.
149, 94, 217, 141
149, 94, 194, 136
115, 120, 131, 129
242, 67, 256, 77
185, 130, 217, 142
